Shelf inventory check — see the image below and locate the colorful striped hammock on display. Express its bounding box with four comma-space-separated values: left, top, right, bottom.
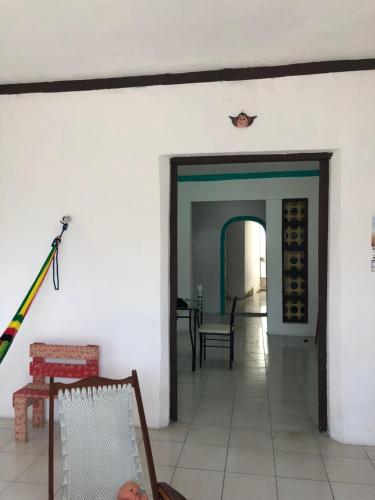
0, 217, 71, 365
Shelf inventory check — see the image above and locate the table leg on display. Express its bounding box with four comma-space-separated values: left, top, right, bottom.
189, 309, 196, 372
192, 309, 197, 371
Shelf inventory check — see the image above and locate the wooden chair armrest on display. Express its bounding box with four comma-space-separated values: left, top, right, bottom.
157, 482, 187, 500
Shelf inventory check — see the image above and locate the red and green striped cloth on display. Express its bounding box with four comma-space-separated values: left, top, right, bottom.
0, 238, 62, 365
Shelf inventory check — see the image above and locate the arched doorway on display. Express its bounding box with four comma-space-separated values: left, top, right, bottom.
220, 216, 266, 314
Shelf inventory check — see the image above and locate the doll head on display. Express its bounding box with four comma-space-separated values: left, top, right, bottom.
117, 481, 148, 500
229, 112, 257, 128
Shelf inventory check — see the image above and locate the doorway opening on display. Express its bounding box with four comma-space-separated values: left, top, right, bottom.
221, 216, 267, 315
170, 153, 331, 434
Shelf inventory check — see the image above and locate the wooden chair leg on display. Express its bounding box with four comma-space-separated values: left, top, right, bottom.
14, 396, 28, 442
158, 482, 187, 500
203, 335, 206, 360
32, 398, 45, 428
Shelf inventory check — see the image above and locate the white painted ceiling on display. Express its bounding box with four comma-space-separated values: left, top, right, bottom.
1, 0, 375, 84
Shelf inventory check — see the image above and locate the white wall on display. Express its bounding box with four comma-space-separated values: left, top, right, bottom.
190, 200, 266, 312
244, 221, 261, 296
226, 222, 245, 299
266, 191, 319, 336
179, 177, 319, 335
0, 71, 374, 444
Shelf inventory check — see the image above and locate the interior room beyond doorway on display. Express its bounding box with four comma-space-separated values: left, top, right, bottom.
172, 156, 329, 440
224, 218, 267, 315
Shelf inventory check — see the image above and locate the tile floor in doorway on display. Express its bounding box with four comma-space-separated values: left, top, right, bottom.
231, 291, 267, 314
0, 316, 374, 499
167, 315, 375, 500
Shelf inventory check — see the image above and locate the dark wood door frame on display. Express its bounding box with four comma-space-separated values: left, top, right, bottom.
169, 153, 331, 431
317, 158, 330, 432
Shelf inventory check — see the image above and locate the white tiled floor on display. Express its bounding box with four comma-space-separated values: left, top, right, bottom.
227, 291, 267, 314
162, 315, 375, 499
1, 316, 375, 499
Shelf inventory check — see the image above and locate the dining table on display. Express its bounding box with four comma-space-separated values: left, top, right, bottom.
177, 297, 202, 371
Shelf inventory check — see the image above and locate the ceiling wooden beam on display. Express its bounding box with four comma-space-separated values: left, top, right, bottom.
1, 59, 374, 95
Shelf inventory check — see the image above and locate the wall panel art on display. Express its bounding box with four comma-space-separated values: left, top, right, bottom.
282, 198, 308, 323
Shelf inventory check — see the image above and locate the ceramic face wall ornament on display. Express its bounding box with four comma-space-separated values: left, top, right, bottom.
229, 112, 257, 128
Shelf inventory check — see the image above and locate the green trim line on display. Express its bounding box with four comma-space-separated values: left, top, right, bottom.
220, 216, 266, 314
178, 170, 320, 183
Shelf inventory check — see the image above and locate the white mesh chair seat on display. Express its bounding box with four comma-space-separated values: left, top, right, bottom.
58, 384, 144, 500
199, 323, 230, 334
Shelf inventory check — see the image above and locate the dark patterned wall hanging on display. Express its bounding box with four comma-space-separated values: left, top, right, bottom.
282, 198, 308, 323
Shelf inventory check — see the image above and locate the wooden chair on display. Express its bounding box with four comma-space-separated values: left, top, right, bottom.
199, 297, 237, 369
48, 371, 186, 500
13, 342, 99, 442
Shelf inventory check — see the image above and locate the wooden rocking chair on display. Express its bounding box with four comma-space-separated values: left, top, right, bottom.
48, 370, 186, 500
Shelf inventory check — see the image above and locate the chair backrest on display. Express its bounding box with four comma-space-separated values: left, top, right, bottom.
230, 297, 238, 331
30, 343, 99, 384
197, 285, 203, 324
48, 371, 158, 500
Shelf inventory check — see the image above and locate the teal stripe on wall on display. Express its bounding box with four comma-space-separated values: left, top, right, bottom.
177, 170, 320, 182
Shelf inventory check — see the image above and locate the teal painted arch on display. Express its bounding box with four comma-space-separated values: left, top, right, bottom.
220, 216, 266, 314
